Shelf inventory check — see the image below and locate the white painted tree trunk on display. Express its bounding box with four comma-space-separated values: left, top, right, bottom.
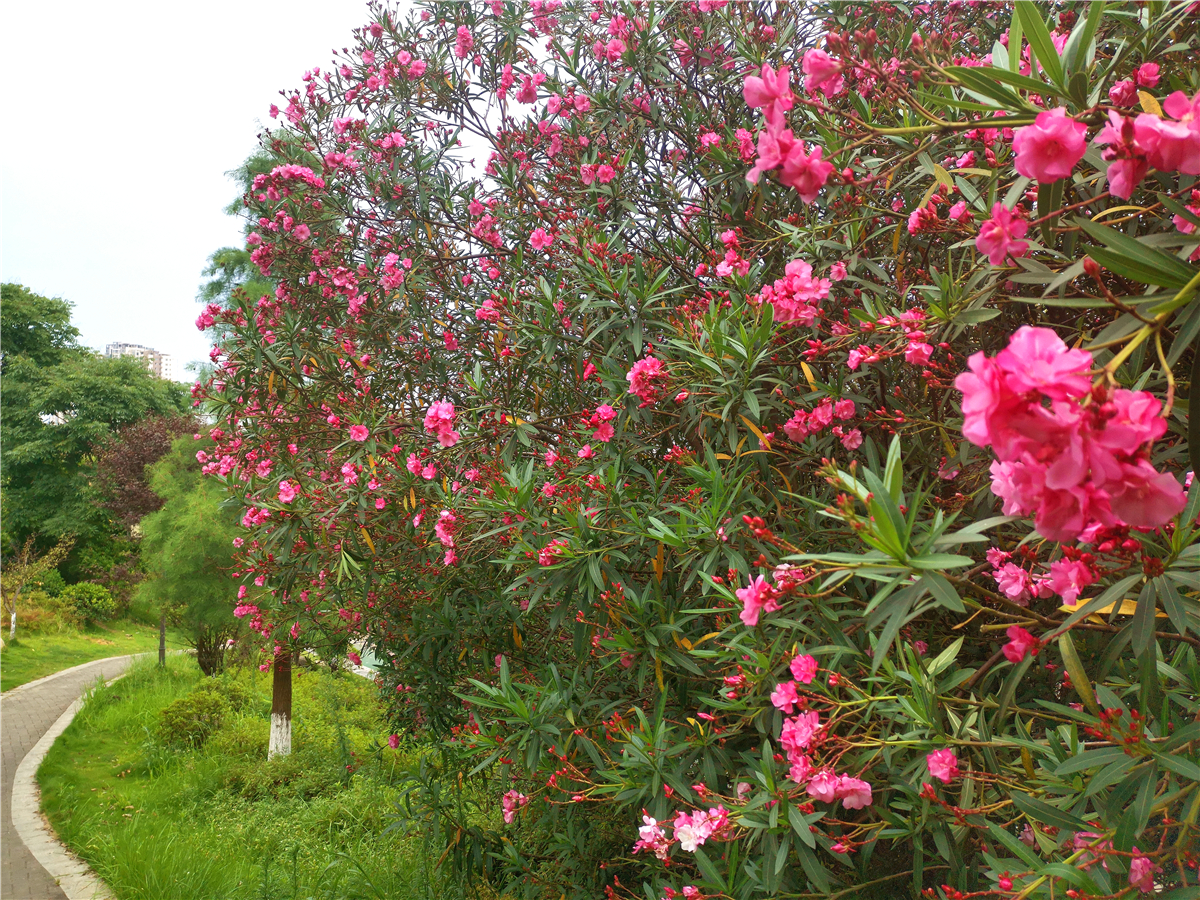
9, 607, 16, 640
268, 650, 292, 759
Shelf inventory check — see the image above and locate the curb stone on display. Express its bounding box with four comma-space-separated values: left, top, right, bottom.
11, 688, 117, 900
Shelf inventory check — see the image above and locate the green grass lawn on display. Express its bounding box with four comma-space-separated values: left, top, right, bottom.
0, 620, 183, 692
38, 655, 466, 900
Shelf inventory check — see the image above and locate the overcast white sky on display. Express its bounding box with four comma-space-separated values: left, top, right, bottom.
1, 1, 380, 378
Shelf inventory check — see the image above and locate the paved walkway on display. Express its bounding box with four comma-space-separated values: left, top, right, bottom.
2, 656, 134, 900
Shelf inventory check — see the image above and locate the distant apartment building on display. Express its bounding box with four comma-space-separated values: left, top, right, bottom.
104, 342, 175, 381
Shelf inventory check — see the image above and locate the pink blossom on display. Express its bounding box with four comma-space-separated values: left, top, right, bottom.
388, 734, 400, 749
790, 653, 819, 684
1135, 63, 1160, 89
577, 444, 595, 459
926, 749, 960, 783
780, 710, 821, 754
1109, 79, 1138, 106
278, 480, 297, 503
627, 356, 668, 406
976, 203, 1029, 266
633, 814, 672, 860
1012, 107, 1087, 182
424, 400, 461, 448
778, 141, 834, 203
1045, 558, 1096, 604
994, 562, 1033, 606
736, 574, 779, 627
829, 261, 847, 281
1107, 459, 1187, 528
770, 680, 800, 712
1134, 89, 1200, 176
1129, 854, 1157, 893
530, 227, 553, 250
787, 754, 814, 785
501, 790, 528, 823
905, 341, 934, 366
948, 200, 973, 222
742, 62, 793, 124
802, 49, 843, 98
835, 776, 873, 809
434, 510, 457, 548
805, 769, 839, 803
349, 424, 370, 441
1003, 626, 1039, 664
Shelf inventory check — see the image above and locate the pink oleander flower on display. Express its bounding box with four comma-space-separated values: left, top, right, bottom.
829, 260, 847, 281
779, 141, 834, 203
926, 749, 960, 783
788, 754, 814, 785
1046, 558, 1096, 604
501, 790, 528, 823
835, 775, 873, 809
736, 574, 779, 627
349, 424, 370, 441
1003, 625, 1039, 663
742, 62, 794, 124
805, 769, 839, 803
1095, 112, 1149, 199
780, 710, 821, 754
790, 653, 819, 684
627, 356, 668, 406
1129, 853, 1157, 893
277, 480, 297, 503
994, 562, 1033, 606
1135, 63, 1160, 89
530, 227, 553, 250
1134, 89, 1200, 176
633, 813, 672, 860
1109, 79, 1138, 106
802, 49, 843, 98
424, 400, 461, 448
434, 509, 457, 547
1012, 107, 1087, 182
770, 680, 800, 712
976, 202, 1029, 266
388, 733, 400, 749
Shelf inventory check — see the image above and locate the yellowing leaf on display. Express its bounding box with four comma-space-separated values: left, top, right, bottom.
739, 415, 771, 449
1138, 91, 1163, 117
360, 527, 376, 555
800, 361, 817, 391
655, 656, 664, 692
513, 623, 523, 650
653, 543, 664, 582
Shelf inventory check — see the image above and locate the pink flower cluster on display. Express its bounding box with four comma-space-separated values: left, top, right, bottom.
754, 258, 830, 326
742, 64, 833, 202
976, 203, 1029, 266
1096, 90, 1200, 198
633, 806, 729, 859
407, 452, 437, 480
925, 748, 960, 783
627, 356, 668, 407
586, 404, 617, 442
538, 538, 569, 566
782, 397, 858, 449
501, 789, 528, 823
988, 548, 1097, 607
424, 400, 461, 447
956, 326, 1185, 542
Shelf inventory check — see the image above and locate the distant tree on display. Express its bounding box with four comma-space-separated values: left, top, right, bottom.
0, 283, 79, 371
136, 434, 241, 676
1, 535, 74, 640
95, 414, 198, 531
0, 284, 190, 580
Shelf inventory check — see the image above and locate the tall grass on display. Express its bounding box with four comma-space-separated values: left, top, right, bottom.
38, 656, 468, 900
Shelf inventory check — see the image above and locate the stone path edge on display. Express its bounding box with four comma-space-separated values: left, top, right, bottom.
6, 657, 137, 900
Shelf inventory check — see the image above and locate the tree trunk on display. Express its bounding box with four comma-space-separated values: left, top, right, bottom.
158, 609, 166, 666
9, 591, 17, 640
268, 649, 292, 759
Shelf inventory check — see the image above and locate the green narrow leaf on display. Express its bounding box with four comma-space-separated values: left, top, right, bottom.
944, 66, 1028, 110
1077, 218, 1197, 289
1058, 631, 1101, 716
1010, 792, 1090, 832
1015, 1, 1064, 86
1038, 179, 1064, 245
794, 841, 831, 893
1130, 580, 1157, 658
1155, 576, 1189, 638
922, 572, 966, 613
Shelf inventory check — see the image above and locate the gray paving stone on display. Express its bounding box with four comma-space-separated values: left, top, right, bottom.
2, 656, 133, 900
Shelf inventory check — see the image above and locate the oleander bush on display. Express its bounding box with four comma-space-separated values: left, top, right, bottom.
198, 2, 1200, 897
